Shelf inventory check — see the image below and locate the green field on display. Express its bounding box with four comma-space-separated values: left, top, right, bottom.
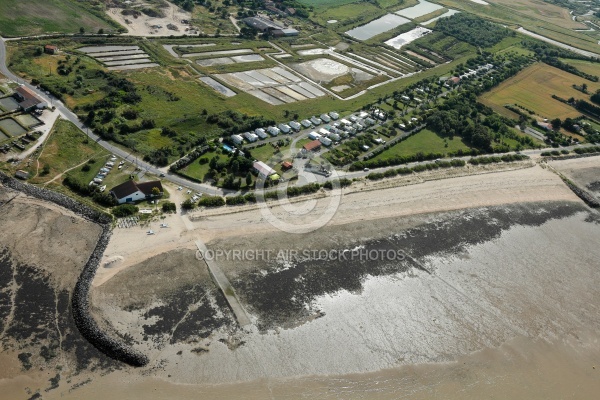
0, 0, 115, 37
372, 129, 472, 162
27, 119, 108, 183
479, 63, 600, 120
558, 59, 600, 79
297, 0, 361, 8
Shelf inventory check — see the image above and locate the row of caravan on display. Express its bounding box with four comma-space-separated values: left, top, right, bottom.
230, 111, 342, 145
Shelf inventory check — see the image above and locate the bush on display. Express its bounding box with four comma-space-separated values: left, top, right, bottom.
181, 199, 195, 209
225, 195, 246, 206
81, 164, 91, 172
198, 195, 225, 207
112, 204, 139, 218
162, 202, 177, 213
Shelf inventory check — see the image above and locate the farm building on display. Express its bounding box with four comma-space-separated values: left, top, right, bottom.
278, 123, 291, 134
255, 128, 268, 139
242, 16, 282, 32
231, 134, 244, 145
272, 28, 299, 37
289, 121, 301, 131
253, 160, 277, 178
244, 131, 259, 142
320, 113, 331, 123
110, 180, 163, 204
303, 139, 322, 152
44, 45, 58, 54
13, 86, 45, 112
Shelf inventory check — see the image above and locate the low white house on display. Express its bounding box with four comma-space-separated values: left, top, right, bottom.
244, 131, 258, 142
310, 116, 322, 125
329, 111, 339, 120
267, 126, 280, 136
289, 121, 301, 131
319, 128, 330, 136
110, 180, 163, 205
278, 123, 291, 134
231, 134, 244, 145
319, 136, 332, 146
301, 119, 312, 128
308, 131, 321, 140
330, 133, 341, 141
320, 113, 331, 123
255, 128, 268, 139
253, 161, 277, 178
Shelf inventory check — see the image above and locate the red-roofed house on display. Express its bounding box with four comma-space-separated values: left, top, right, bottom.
303, 139, 321, 152
44, 45, 58, 54
13, 86, 45, 112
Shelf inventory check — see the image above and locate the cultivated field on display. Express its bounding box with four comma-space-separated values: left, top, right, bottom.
479, 63, 600, 120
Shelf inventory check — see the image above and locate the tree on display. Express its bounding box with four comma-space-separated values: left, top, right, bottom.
112, 204, 138, 218
582, 83, 588, 93
41, 164, 50, 175
182, 199, 195, 210
162, 202, 177, 213
151, 186, 161, 196
79, 27, 85, 34
98, 28, 104, 34
231, 160, 240, 175
245, 172, 252, 186
551, 118, 562, 131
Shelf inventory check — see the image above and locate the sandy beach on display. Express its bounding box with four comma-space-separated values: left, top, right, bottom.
2, 156, 600, 398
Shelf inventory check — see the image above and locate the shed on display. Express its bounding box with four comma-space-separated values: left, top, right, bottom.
281, 161, 293, 170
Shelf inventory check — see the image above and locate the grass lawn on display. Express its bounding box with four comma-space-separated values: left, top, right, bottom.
0, 0, 114, 37
28, 119, 109, 184
479, 63, 600, 121
179, 150, 226, 182
372, 129, 472, 161
311, 2, 385, 28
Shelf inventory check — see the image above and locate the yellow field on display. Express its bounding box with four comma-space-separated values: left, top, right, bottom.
479, 63, 600, 120
488, 0, 586, 29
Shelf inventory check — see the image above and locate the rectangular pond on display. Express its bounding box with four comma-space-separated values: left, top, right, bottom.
0, 118, 27, 137
395, 0, 444, 19
199, 77, 237, 97
345, 14, 410, 41
15, 114, 42, 128
0, 97, 19, 113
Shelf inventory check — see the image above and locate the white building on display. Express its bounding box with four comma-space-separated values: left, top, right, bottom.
308, 131, 321, 140
329, 111, 339, 120
289, 121, 301, 131
110, 180, 163, 205
319, 136, 332, 146
255, 128, 268, 139
231, 134, 244, 145
267, 126, 280, 136
319, 128, 330, 136
310, 116, 322, 125
320, 113, 331, 123
244, 131, 259, 142
253, 161, 276, 178
278, 123, 291, 134
301, 119, 312, 128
